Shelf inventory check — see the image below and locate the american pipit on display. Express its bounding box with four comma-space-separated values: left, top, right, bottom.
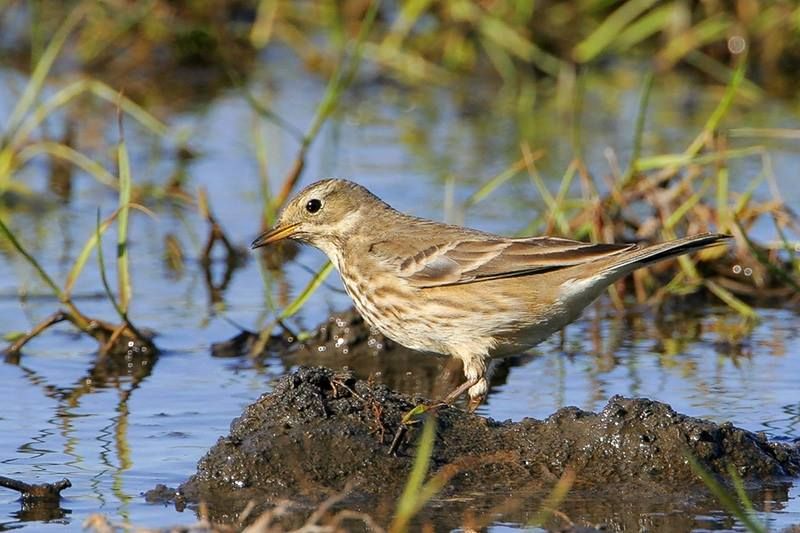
252, 178, 730, 409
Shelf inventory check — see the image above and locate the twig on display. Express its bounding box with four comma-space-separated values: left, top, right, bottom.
4, 311, 68, 361
0, 475, 71, 501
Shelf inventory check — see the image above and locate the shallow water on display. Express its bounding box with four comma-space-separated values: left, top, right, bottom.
0, 49, 799, 531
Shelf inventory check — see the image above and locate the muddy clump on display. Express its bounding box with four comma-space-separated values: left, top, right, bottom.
169, 366, 799, 524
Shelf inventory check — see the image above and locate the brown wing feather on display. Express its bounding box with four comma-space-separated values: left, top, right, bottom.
385, 237, 637, 288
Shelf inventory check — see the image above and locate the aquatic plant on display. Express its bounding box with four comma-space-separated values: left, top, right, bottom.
1, 120, 157, 359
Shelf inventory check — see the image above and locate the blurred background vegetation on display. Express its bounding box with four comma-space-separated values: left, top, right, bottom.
6, 0, 800, 93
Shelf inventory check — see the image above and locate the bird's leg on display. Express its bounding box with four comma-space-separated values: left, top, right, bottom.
442, 377, 478, 404
443, 354, 489, 409
466, 378, 488, 412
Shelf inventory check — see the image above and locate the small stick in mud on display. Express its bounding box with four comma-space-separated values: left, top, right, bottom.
3, 311, 69, 363
388, 425, 408, 456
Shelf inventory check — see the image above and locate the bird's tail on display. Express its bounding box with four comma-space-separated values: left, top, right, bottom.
605, 232, 731, 277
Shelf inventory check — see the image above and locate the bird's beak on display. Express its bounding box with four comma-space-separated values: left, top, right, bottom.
251, 223, 300, 249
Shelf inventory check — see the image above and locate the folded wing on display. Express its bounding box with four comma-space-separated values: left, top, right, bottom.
384, 237, 637, 288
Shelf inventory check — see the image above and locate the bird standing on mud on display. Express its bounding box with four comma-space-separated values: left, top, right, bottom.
252, 178, 730, 410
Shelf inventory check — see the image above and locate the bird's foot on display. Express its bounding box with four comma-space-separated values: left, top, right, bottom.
466, 393, 485, 413
388, 378, 483, 455
444, 377, 486, 412
442, 378, 478, 405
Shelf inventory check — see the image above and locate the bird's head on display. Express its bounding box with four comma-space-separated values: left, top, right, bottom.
251, 178, 387, 252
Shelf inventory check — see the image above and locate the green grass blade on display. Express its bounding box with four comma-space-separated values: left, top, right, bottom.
250, 0, 278, 48
381, 0, 432, 50
89, 80, 169, 137
704, 279, 758, 319
96, 210, 125, 321
251, 122, 276, 226
530, 468, 576, 527
64, 213, 116, 299
3, 5, 85, 140
726, 464, 757, 516
636, 146, 764, 171
621, 71, 654, 185
307, 0, 380, 143
683, 51, 763, 101
240, 85, 304, 142
664, 179, 711, 230
10, 78, 167, 150
610, 3, 673, 53
686, 454, 766, 533
391, 417, 437, 532
772, 214, 799, 271
116, 126, 132, 314
573, 0, 659, 62
658, 15, 731, 68
278, 261, 334, 320
716, 163, 730, 232
685, 55, 746, 157
463, 158, 525, 208
17, 141, 118, 189
549, 161, 578, 234
729, 128, 800, 139
0, 217, 62, 300
476, 10, 561, 76
9, 79, 88, 149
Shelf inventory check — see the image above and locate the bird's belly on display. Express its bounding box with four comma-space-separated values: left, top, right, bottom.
340, 273, 587, 358
339, 275, 445, 354
490, 305, 575, 356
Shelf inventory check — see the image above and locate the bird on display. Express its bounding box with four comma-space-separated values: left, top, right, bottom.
251, 178, 731, 410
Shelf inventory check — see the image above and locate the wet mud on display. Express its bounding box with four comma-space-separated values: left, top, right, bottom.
162, 366, 800, 529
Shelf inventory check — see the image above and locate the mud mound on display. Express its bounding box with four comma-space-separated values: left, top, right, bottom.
169, 366, 799, 524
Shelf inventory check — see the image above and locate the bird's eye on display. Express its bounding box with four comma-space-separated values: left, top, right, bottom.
305, 198, 322, 214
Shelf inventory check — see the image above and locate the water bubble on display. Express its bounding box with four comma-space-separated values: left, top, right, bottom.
335, 337, 345, 348
732, 265, 742, 274
728, 35, 746, 55
744, 267, 753, 276
317, 345, 326, 352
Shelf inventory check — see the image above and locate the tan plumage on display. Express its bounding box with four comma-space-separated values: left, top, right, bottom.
252, 178, 731, 409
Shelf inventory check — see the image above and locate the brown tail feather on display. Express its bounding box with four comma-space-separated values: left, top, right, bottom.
608, 233, 731, 275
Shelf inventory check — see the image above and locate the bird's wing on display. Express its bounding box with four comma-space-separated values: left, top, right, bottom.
372, 237, 637, 288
